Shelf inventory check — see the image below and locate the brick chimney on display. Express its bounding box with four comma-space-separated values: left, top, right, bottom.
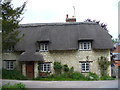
66, 14, 76, 22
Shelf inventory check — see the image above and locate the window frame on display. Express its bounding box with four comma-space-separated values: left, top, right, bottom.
40, 63, 51, 72
79, 41, 91, 50
81, 62, 90, 73
39, 43, 48, 52
5, 61, 15, 70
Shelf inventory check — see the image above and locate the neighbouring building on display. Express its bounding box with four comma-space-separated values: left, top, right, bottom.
2, 15, 113, 78
112, 43, 120, 67
111, 42, 120, 78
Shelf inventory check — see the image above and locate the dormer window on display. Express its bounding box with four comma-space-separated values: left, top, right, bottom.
39, 43, 48, 52
79, 41, 91, 50
4, 45, 15, 52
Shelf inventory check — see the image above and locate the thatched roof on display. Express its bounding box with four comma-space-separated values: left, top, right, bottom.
19, 52, 44, 61
15, 22, 113, 51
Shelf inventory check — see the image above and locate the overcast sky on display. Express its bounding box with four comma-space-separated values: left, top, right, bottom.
11, 0, 119, 39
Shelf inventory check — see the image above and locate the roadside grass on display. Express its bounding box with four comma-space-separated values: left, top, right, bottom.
2, 83, 26, 89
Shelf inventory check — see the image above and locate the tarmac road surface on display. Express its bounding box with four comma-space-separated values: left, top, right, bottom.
2, 79, 119, 88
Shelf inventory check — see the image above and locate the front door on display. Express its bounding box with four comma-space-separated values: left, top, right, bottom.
26, 61, 34, 78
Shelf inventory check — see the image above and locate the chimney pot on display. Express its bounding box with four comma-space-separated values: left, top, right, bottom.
66, 14, 68, 18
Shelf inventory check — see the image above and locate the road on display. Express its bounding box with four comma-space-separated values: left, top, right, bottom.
2, 79, 118, 88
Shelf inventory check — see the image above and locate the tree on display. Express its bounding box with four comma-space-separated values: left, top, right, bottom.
2, 1, 26, 51
84, 19, 108, 31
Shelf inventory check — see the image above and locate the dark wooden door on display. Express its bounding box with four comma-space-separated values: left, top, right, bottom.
26, 61, 34, 78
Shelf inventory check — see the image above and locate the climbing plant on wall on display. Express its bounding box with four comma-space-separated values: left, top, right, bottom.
98, 56, 111, 76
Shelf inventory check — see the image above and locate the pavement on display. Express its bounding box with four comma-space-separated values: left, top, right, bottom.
1, 79, 119, 88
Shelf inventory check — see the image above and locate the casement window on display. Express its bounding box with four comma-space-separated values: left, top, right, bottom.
81, 62, 90, 72
40, 63, 51, 72
39, 43, 48, 52
4, 45, 14, 52
5, 61, 15, 70
79, 42, 91, 50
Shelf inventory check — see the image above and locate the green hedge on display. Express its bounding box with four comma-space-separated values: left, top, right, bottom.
2, 69, 28, 80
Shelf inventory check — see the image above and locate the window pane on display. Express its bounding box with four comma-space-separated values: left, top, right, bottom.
79, 42, 91, 50
81, 62, 90, 72
40, 64, 43, 71
45, 44, 48, 50
80, 43, 83, 49
40, 63, 51, 72
40, 43, 48, 51
6, 61, 14, 70
84, 43, 86, 49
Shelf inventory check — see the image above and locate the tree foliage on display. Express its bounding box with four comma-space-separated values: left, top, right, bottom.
84, 19, 108, 31
2, 1, 26, 51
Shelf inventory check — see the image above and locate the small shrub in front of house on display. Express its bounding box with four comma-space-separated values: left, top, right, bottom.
63, 64, 69, 73
53, 62, 62, 75
86, 72, 99, 80
67, 72, 86, 80
100, 75, 115, 80
34, 62, 114, 81
2, 83, 26, 89
2, 68, 28, 80
69, 66, 74, 73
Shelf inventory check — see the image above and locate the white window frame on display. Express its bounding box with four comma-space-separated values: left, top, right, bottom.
81, 62, 90, 72
40, 63, 51, 72
79, 41, 91, 50
6, 61, 14, 70
39, 43, 48, 52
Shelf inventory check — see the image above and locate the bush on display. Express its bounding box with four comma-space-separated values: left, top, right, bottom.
63, 64, 69, 73
53, 62, 62, 75
68, 72, 86, 80
100, 76, 115, 80
2, 69, 28, 80
2, 83, 26, 89
86, 72, 99, 80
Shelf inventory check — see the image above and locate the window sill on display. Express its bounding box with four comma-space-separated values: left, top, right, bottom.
79, 49, 91, 51
39, 50, 49, 52
40, 71, 51, 73
6, 69, 14, 70
81, 71, 90, 73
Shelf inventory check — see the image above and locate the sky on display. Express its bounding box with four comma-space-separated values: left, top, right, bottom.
11, 0, 119, 39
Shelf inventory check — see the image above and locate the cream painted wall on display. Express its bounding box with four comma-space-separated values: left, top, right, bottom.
39, 49, 111, 76
2, 52, 20, 70
2, 49, 111, 77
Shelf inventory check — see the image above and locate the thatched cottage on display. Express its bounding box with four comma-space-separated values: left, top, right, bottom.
3, 16, 113, 78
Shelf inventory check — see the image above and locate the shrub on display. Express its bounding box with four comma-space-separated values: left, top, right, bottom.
68, 72, 86, 80
63, 64, 69, 73
2, 69, 28, 80
100, 76, 115, 80
69, 67, 74, 73
86, 72, 99, 80
2, 83, 26, 89
53, 62, 62, 75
